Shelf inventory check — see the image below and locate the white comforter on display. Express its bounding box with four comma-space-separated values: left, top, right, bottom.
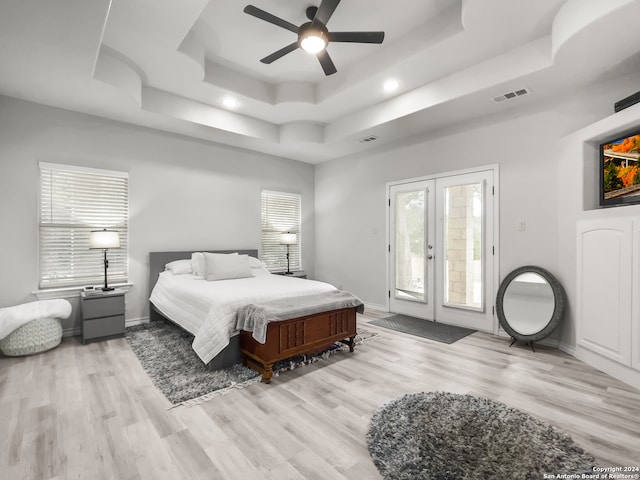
149, 269, 337, 363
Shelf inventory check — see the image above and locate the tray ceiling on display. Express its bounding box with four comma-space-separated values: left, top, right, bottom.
1, 0, 640, 163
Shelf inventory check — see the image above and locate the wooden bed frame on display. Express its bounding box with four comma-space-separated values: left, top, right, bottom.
149, 250, 358, 380
240, 307, 357, 383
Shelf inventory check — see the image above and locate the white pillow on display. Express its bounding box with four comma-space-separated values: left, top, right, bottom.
248, 256, 265, 269
191, 252, 206, 279
165, 259, 192, 275
204, 252, 252, 281
250, 266, 272, 276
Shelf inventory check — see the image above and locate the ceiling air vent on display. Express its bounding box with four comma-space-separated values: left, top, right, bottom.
358, 135, 378, 143
492, 87, 530, 103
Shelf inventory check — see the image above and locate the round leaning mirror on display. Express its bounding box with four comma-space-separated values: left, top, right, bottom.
496, 266, 566, 349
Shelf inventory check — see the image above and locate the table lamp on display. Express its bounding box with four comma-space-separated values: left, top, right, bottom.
89, 229, 121, 291
279, 232, 297, 274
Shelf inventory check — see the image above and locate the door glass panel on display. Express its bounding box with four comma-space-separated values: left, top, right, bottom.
443, 182, 483, 309
395, 190, 425, 302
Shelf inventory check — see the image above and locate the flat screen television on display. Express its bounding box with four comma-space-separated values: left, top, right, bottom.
600, 129, 640, 207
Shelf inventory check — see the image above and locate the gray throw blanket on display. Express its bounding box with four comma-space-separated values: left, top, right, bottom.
236, 290, 364, 344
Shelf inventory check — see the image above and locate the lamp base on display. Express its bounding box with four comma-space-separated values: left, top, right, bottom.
282, 271, 294, 275
100, 287, 115, 292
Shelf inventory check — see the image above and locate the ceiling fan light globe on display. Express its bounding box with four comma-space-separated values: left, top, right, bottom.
300, 34, 327, 54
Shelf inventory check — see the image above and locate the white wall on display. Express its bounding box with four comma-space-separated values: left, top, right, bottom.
3, 71, 640, 349
314, 72, 640, 347
0, 96, 315, 333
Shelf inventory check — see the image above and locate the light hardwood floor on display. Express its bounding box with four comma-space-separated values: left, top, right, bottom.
1, 311, 639, 480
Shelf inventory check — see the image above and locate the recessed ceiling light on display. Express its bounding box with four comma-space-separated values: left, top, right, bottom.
222, 96, 239, 109
383, 79, 399, 93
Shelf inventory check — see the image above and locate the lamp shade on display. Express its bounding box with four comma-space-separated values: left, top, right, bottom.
280, 232, 297, 245
89, 229, 120, 249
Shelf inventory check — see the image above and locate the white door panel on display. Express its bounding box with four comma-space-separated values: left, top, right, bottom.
389, 181, 435, 319
435, 171, 494, 331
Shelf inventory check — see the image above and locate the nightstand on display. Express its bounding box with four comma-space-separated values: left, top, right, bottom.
80, 289, 126, 344
275, 270, 307, 279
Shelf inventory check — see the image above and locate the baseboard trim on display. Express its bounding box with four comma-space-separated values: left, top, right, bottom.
557, 341, 577, 357
127, 317, 149, 327
363, 302, 387, 312
575, 346, 640, 391
62, 327, 80, 337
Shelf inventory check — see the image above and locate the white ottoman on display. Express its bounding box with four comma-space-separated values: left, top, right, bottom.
0, 317, 63, 356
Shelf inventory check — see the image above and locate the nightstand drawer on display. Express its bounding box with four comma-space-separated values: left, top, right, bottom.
83, 315, 125, 341
82, 294, 125, 319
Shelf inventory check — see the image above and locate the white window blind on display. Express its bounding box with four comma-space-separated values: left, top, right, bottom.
261, 190, 301, 272
39, 163, 129, 288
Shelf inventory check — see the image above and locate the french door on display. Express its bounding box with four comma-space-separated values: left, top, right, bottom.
389, 169, 496, 332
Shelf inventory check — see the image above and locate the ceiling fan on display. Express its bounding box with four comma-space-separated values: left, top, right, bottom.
243, 0, 385, 76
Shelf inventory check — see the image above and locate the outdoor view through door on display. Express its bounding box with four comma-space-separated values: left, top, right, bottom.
443, 182, 483, 309
395, 189, 426, 303
389, 169, 495, 332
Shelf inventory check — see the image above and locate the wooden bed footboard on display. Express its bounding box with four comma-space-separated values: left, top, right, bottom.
240, 307, 358, 383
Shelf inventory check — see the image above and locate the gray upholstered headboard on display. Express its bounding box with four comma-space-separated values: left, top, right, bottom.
148, 249, 259, 297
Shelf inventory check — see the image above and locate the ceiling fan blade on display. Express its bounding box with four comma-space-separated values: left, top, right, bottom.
243, 5, 299, 34
328, 31, 385, 43
317, 50, 337, 76
312, 0, 340, 27
260, 42, 299, 64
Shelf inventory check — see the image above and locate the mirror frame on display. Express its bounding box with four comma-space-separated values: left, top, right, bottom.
496, 265, 566, 344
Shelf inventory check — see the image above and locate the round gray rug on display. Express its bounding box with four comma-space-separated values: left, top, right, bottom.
367, 392, 595, 480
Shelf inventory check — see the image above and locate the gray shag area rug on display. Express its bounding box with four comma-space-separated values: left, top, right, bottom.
126, 321, 376, 406
368, 315, 475, 344
367, 392, 595, 480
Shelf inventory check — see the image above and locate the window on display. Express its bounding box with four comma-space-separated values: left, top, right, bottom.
261, 190, 301, 272
39, 163, 129, 288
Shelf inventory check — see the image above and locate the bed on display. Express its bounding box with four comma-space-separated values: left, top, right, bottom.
148, 250, 362, 380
